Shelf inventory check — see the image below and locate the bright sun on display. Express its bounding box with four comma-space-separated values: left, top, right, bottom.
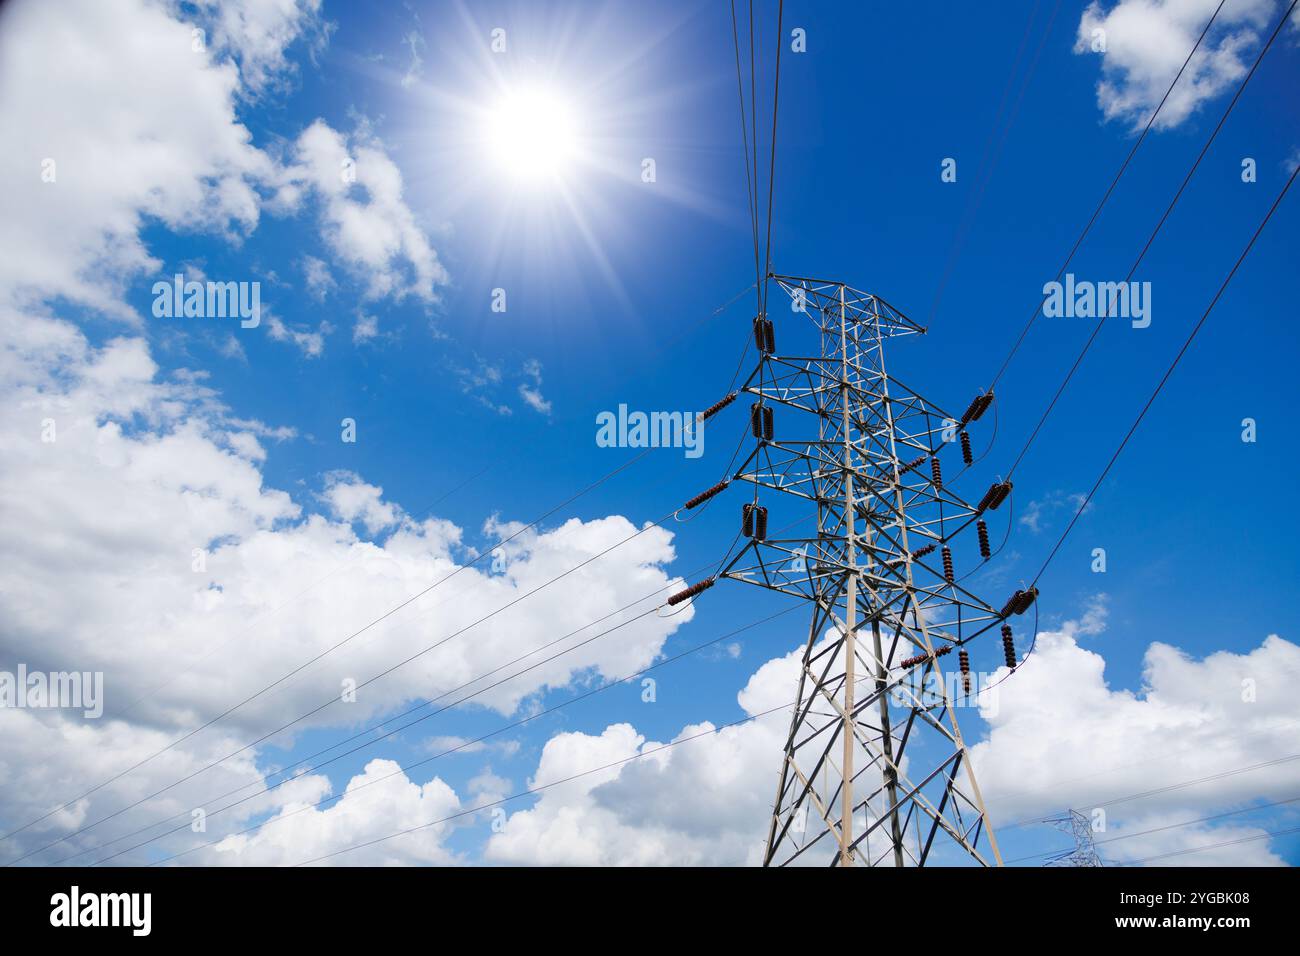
484, 88, 580, 185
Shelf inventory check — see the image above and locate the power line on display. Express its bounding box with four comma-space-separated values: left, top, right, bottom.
1092, 751, 1300, 813
58, 603, 659, 866
290, 712, 790, 866
750, 0, 759, 312
928, 0, 1063, 325
50, 544, 755, 866
731, 0, 762, 298
107, 461, 492, 727
0, 445, 663, 846
103, 283, 756, 732
5, 496, 684, 863
711, 1, 1289, 867
998, 717, 1300, 817
54, 514, 811, 866
10, 292, 759, 861
1031, 159, 1297, 586
15, 2, 1281, 873
986, 0, 1230, 391
1006, 794, 1300, 864
976, 10, 1297, 682
1005, 0, 1294, 482
105, 605, 802, 867
1120, 824, 1300, 866
758, 0, 783, 322
1001, 751, 1300, 833
288, 676, 873, 868
74, 599, 647, 863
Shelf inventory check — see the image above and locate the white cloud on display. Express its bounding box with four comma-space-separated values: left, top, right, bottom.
0, 0, 274, 318
202, 758, 461, 866
452, 357, 513, 415
1074, 0, 1278, 131
300, 254, 336, 301
518, 385, 553, 415
1019, 490, 1089, 533
320, 471, 401, 534
226, 430, 269, 462
0, 0, 444, 872
192, 0, 331, 98
0, 0, 680, 865
275, 119, 449, 303
485, 644, 804, 866
422, 734, 521, 757
467, 769, 512, 803
1094, 815, 1287, 866
971, 612, 1300, 865
400, 29, 425, 90
353, 310, 379, 343
0, 288, 698, 858
0, 0, 442, 330
518, 359, 553, 416
265, 310, 331, 357
485, 602, 1300, 866
219, 334, 248, 362
1284, 146, 1300, 174
0, 705, 273, 865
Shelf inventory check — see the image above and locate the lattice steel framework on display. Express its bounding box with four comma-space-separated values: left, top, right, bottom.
1043, 810, 1104, 867
721, 275, 1007, 867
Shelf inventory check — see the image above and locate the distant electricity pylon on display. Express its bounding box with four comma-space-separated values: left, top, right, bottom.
710, 275, 1034, 867
1043, 809, 1105, 867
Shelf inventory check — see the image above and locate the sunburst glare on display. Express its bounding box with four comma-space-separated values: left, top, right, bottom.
483, 86, 582, 185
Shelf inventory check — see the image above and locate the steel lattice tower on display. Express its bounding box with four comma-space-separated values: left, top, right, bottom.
720, 275, 1009, 867
1043, 810, 1104, 867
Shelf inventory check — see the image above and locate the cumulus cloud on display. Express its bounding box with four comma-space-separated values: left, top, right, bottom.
484, 602, 1300, 866
0, 0, 441, 327
6, 0, 1293, 872
485, 644, 804, 866
320, 471, 402, 534
192, 0, 331, 97
0, 319, 693, 859
1073, 0, 1279, 131
0, 0, 681, 867
1091, 815, 1288, 866
0, 0, 274, 318
971, 610, 1300, 864
274, 119, 449, 302
202, 758, 461, 866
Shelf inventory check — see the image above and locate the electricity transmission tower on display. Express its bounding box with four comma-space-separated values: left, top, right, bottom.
1043, 810, 1105, 867
717, 275, 1027, 867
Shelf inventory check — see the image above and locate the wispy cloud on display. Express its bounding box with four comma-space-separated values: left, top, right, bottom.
518, 358, 553, 416
1020, 490, 1090, 534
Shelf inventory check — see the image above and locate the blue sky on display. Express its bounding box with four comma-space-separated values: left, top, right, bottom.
2, 0, 1299, 867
